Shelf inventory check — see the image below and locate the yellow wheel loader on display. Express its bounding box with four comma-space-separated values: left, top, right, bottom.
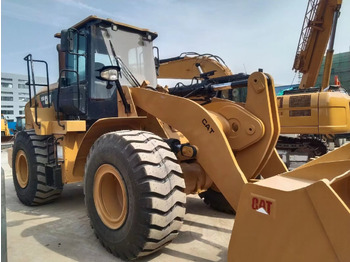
10, 16, 350, 261
1, 114, 14, 142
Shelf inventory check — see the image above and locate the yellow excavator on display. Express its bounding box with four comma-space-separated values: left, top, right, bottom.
277, 0, 350, 166
8, 15, 350, 261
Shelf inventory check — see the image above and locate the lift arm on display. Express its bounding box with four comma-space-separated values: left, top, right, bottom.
158, 53, 232, 79
131, 72, 281, 210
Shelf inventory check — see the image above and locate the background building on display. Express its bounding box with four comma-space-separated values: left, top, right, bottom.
1, 72, 46, 123
316, 51, 350, 93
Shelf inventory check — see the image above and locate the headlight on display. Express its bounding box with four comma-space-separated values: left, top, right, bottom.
100, 68, 119, 81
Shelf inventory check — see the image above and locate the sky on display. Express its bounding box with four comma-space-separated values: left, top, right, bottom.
1, 0, 350, 86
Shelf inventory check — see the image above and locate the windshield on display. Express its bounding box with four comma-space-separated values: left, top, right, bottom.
92, 26, 157, 99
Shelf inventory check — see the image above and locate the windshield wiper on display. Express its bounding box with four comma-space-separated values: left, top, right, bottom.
108, 40, 121, 75
108, 40, 131, 113
117, 57, 140, 87
109, 40, 140, 87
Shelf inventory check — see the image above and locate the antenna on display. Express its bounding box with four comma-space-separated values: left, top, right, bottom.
243, 64, 247, 74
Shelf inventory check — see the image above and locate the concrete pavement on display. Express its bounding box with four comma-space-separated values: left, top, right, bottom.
1, 148, 235, 262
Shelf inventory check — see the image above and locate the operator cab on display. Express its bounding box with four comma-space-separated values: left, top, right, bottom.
55, 16, 158, 123
15, 116, 25, 132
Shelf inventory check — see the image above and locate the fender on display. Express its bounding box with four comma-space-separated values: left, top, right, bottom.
70, 117, 146, 181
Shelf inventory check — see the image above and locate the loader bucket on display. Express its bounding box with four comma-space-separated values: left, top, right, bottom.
229, 143, 350, 262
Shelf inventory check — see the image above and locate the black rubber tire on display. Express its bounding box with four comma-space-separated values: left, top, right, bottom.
84, 130, 186, 260
199, 188, 236, 215
12, 130, 63, 206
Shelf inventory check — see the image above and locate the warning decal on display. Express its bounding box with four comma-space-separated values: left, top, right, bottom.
289, 109, 311, 117
289, 95, 311, 107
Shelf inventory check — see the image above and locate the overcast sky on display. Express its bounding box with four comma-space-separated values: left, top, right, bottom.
1, 0, 350, 85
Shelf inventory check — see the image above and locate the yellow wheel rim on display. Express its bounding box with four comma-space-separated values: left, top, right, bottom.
93, 164, 128, 230
15, 150, 29, 188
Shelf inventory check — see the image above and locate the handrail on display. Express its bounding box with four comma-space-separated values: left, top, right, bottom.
24, 54, 51, 128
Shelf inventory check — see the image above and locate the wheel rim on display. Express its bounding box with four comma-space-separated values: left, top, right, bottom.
15, 150, 29, 188
93, 164, 128, 230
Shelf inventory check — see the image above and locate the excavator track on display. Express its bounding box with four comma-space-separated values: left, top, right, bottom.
276, 136, 328, 168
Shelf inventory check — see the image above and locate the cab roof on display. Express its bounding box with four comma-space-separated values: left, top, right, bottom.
55, 15, 158, 40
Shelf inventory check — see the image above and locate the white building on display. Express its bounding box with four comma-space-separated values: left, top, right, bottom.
1, 72, 46, 122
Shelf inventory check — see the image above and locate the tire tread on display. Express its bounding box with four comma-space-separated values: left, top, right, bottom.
85, 130, 186, 260
12, 130, 62, 205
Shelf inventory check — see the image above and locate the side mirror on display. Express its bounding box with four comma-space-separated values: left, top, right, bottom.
60, 29, 74, 53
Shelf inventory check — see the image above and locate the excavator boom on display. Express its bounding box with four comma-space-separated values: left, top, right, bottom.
293, 0, 342, 89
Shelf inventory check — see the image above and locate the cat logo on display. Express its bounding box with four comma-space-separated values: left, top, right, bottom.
251, 195, 275, 216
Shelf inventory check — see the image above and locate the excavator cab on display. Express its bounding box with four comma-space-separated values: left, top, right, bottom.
15, 116, 25, 132
54, 16, 158, 122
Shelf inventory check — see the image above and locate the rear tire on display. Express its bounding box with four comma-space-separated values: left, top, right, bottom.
199, 188, 236, 215
84, 130, 186, 260
12, 130, 63, 206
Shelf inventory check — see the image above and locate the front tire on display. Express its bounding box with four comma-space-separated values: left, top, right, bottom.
12, 130, 63, 205
84, 130, 186, 260
199, 187, 236, 215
